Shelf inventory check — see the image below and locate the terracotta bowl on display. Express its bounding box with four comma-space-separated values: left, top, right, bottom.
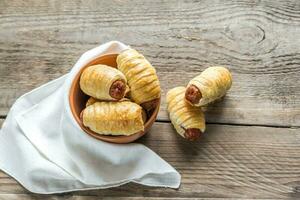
69, 54, 160, 144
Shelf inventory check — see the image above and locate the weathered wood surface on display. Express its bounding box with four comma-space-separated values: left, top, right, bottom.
1, 119, 300, 199
0, 0, 300, 126
1, 0, 300, 199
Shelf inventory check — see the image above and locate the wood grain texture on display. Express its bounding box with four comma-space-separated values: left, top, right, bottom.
1, 0, 300, 199
0, 196, 284, 200
1, 119, 300, 199
0, 196, 280, 200
0, 0, 300, 126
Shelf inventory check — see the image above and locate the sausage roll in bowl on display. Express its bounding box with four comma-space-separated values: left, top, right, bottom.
116, 49, 161, 111
80, 64, 127, 101
82, 101, 144, 136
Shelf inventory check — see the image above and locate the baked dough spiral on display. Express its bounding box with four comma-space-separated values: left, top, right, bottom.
185, 66, 232, 106
80, 64, 127, 101
167, 87, 205, 141
82, 101, 144, 136
116, 49, 161, 110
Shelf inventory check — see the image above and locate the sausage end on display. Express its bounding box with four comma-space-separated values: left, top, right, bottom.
109, 80, 126, 100
184, 128, 202, 141
185, 85, 202, 105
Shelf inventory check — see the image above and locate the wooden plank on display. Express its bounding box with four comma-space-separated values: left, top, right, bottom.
0, 119, 299, 199
0, 195, 281, 200
0, 0, 300, 126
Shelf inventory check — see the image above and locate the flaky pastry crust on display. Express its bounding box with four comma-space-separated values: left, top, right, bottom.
167, 87, 205, 140
80, 64, 127, 100
82, 101, 144, 136
186, 66, 232, 106
116, 49, 161, 105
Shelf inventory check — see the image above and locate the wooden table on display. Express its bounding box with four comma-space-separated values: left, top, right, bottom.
0, 0, 300, 199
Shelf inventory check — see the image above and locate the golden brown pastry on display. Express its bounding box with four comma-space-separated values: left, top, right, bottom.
85, 97, 147, 123
185, 66, 232, 106
80, 64, 127, 101
82, 101, 144, 136
116, 48, 161, 111
167, 87, 205, 141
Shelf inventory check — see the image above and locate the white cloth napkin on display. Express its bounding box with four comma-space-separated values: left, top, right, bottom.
0, 41, 181, 194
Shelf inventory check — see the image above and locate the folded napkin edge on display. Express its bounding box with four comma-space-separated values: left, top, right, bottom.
0, 162, 180, 194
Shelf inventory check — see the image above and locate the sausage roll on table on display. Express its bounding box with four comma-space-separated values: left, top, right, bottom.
185, 66, 232, 107
167, 87, 206, 141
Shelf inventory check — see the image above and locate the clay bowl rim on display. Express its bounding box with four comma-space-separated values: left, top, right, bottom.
69, 53, 160, 144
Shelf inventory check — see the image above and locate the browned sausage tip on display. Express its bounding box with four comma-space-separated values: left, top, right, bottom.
109, 80, 126, 100
185, 85, 202, 105
184, 128, 202, 141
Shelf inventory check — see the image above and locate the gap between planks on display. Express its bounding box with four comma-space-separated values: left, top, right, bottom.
156, 119, 300, 129
0, 116, 299, 129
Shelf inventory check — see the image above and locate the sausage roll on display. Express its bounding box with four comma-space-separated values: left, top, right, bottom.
167, 87, 205, 141
185, 66, 232, 106
116, 48, 161, 111
82, 101, 144, 136
80, 64, 127, 101
85, 97, 147, 123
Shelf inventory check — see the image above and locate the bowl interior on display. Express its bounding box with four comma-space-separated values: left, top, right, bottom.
69, 54, 160, 143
